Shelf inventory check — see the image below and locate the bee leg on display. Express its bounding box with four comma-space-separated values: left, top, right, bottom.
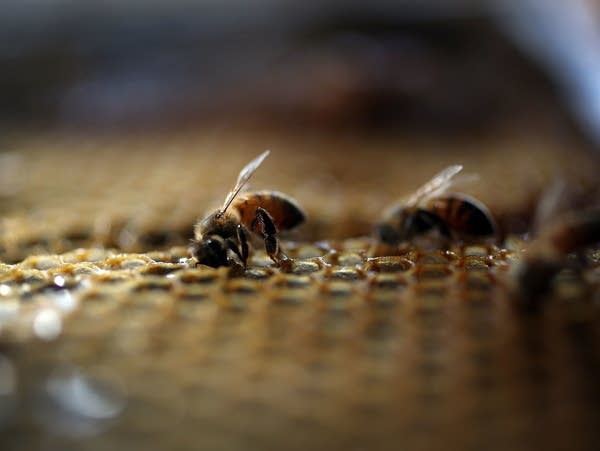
408, 209, 452, 247
252, 207, 287, 265
225, 239, 244, 264
407, 209, 443, 237
237, 224, 249, 267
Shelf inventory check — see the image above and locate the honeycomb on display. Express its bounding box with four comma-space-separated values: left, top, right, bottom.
1, 129, 600, 451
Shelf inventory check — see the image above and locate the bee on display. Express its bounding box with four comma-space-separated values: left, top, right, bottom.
375, 165, 497, 247
508, 179, 600, 311
189, 150, 306, 268
514, 207, 600, 310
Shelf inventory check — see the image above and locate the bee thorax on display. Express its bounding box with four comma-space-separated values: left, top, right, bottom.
195, 211, 239, 240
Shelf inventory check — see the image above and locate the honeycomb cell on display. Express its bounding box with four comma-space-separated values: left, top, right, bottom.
364, 257, 413, 273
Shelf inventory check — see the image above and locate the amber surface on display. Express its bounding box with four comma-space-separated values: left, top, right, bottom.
0, 130, 599, 450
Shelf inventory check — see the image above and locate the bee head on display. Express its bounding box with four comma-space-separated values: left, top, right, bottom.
190, 235, 229, 268
376, 206, 413, 245
375, 222, 402, 246
376, 208, 435, 245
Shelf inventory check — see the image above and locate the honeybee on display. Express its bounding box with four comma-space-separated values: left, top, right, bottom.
190, 150, 306, 268
514, 207, 600, 310
375, 165, 497, 247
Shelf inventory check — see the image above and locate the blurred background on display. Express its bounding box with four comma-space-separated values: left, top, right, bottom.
0, 0, 600, 138
1, 0, 600, 255
1, 0, 600, 137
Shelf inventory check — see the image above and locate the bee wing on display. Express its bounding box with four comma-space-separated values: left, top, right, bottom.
532, 179, 572, 233
405, 164, 463, 206
451, 173, 479, 186
220, 150, 270, 214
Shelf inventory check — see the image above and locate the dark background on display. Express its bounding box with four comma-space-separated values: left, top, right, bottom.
2, 0, 599, 145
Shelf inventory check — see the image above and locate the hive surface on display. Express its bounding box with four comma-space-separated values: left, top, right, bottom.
1, 130, 599, 451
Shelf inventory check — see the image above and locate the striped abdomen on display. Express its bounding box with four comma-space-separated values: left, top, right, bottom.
426, 194, 497, 238
233, 190, 306, 232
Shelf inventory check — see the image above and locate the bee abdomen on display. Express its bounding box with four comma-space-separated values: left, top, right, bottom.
234, 191, 306, 231
429, 194, 496, 237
